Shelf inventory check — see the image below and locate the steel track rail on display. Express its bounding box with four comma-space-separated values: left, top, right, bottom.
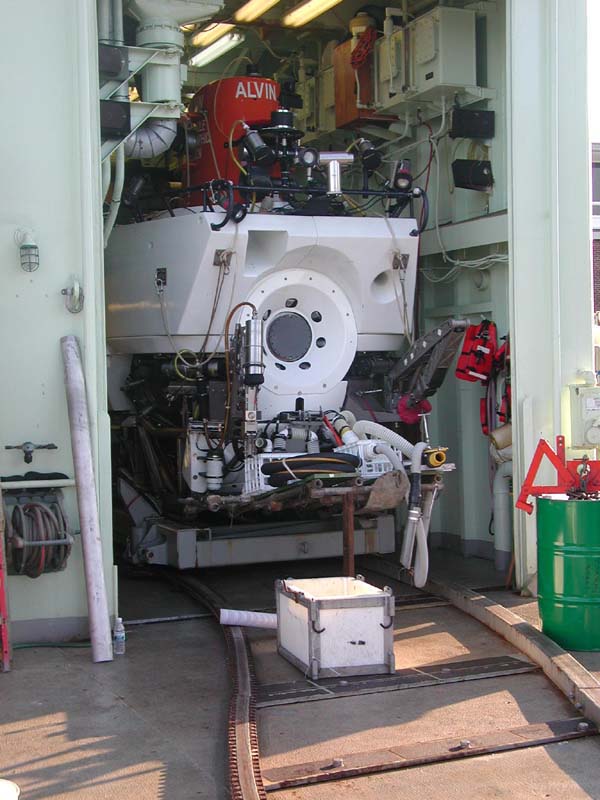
162, 573, 266, 800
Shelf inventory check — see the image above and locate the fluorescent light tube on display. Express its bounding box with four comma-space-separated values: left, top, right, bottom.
191, 22, 235, 47
282, 0, 342, 27
190, 32, 245, 67
234, 0, 281, 23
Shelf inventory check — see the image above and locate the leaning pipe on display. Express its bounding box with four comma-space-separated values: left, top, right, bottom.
220, 609, 278, 629
61, 336, 113, 663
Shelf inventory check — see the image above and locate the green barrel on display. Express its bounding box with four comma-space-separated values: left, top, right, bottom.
537, 497, 600, 651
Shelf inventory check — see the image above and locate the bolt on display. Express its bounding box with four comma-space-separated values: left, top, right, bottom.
577, 721, 590, 732
321, 758, 344, 770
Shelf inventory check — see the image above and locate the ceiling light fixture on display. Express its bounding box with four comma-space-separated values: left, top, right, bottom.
234, 0, 280, 23
191, 22, 235, 48
282, 0, 342, 27
234, 0, 281, 23
189, 32, 245, 67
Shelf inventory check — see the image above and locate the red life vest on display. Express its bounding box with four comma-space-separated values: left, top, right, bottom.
455, 320, 498, 384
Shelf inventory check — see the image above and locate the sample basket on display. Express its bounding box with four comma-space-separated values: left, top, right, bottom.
276, 575, 396, 679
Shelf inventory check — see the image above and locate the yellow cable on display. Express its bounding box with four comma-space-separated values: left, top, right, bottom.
174, 349, 199, 382
229, 119, 248, 176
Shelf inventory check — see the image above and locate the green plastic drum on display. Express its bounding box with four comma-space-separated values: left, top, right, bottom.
537, 496, 600, 651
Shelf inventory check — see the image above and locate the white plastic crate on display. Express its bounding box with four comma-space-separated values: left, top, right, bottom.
276, 576, 396, 679
335, 439, 396, 478
244, 452, 304, 495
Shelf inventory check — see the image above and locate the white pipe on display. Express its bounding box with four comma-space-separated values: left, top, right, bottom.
400, 442, 430, 584
374, 443, 404, 472
410, 442, 428, 475
353, 419, 414, 458
0, 480, 76, 490
420, 484, 439, 538
220, 608, 277, 629
103, 144, 125, 247
61, 336, 113, 663
493, 460, 513, 572
101, 159, 112, 201
400, 507, 419, 569
413, 517, 429, 588
341, 409, 357, 428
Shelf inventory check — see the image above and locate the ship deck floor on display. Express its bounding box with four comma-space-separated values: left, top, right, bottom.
2, 550, 600, 800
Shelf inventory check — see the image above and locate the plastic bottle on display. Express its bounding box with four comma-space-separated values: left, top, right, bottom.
113, 617, 126, 655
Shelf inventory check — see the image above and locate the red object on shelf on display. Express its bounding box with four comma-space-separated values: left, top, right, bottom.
516, 435, 600, 514
187, 75, 280, 199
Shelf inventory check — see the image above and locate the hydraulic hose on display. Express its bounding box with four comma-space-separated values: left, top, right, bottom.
409, 442, 429, 588
261, 453, 360, 474
400, 442, 430, 587
411, 187, 429, 236
210, 181, 236, 231
353, 419, 415, 458
373, 443, 405, 472
413, 518, 429, 588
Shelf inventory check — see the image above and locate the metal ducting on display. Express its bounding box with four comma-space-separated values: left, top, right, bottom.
124, 119, 177, 159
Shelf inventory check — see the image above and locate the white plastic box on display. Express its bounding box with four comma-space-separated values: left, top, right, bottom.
275, 576, 395, 680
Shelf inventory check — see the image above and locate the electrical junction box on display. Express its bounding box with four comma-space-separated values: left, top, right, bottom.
570, 384, 600, 448
374, 6, 480, 117
296, 67, 336, 141
276, 576, 395, 680
410, 6, 477, 100
375, 29, 406, 110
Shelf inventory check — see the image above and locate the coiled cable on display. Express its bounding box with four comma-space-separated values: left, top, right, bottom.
8, 499, 71, 578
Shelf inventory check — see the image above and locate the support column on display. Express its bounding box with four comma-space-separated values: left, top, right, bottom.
342, 493, 355, 577
507, 0, 593, 589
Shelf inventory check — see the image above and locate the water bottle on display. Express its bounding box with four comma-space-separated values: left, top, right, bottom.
113, 617, 126, 656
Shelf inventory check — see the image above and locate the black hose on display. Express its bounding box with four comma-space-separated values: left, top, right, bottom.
210, 181, 235, 231
268, 468, 356, 488
411, 187, 429, 236
261, 453, 360, 475
408, 472, 422, 508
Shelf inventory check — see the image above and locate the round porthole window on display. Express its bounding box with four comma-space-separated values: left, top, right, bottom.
266, 312, 312, 363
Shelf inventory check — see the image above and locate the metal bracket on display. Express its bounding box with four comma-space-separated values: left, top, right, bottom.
101, 101, 181, 162
213, 249, 233, 268
5, 442, 57, 464
392, 253, 409, 271
61, 280, 84, 314
100, 45, 181, 101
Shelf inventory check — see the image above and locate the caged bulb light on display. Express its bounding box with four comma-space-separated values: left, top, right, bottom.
15, 230, 40, 273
